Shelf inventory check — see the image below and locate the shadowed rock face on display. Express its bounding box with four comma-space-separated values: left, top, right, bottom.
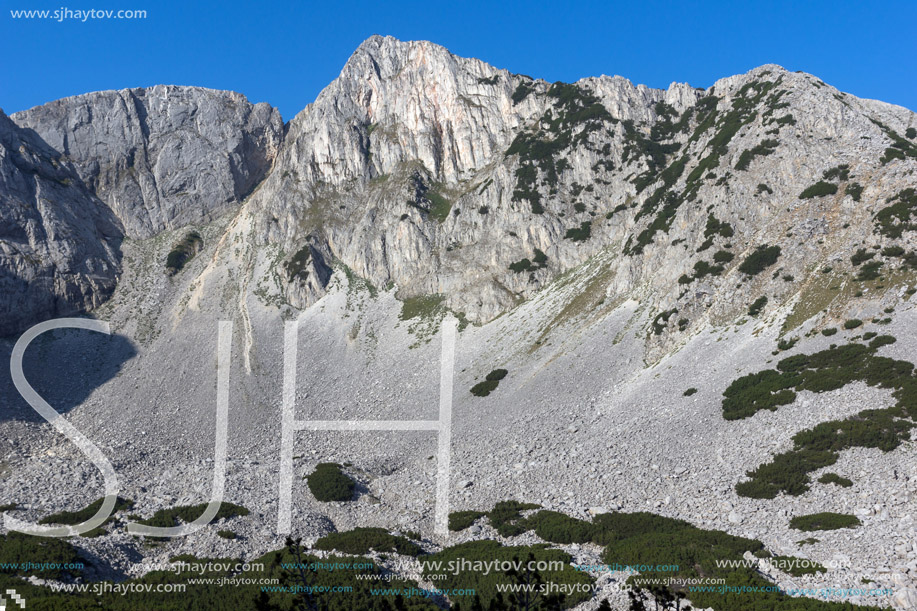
12, 86, 283, 239
0, 110, 123, 336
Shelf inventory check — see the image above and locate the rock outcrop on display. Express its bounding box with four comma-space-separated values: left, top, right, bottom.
13, 86, 283, 239
0, 110, 122, 336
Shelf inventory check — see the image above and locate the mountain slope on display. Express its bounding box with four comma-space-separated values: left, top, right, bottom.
2, 35, 917, 610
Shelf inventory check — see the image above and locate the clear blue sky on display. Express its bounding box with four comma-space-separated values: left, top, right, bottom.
2, 0, 915, 120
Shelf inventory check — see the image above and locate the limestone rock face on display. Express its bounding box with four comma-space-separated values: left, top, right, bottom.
12, 86, 283, 238
5, 36, 917, 347
0, 110, 122, 336
242, 38, 917, 330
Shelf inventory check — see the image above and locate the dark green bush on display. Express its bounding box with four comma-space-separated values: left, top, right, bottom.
509, 258, 532, 273
306, 463, 355, 502
564, 221, 592, 242
651, 309, 678, 335
448, 510, 486, 531
855, 260, 883, 281
315, 527, 422, 556
748, 296, 768, 316
735, 139, 779, 170
739, 245, 781, 275
713, 250, 734, 264
821, 164, 850, 182
470, 379, 498, 397
789, 513, 860, 531
882, 245, 905, 257
133, 502, 249, 529
533, 248, 548, 267
756, 183, 773, 195
845, 182, 863, 202
799, 181, 838, 199
509, 251, 547, 273
471, 369, 508, 397
684, 388, 698, 396
850, 248, 875, 265
524, 510, 596, 544
486, 368, 508, 381
907, 127, 917, 139
821, 327, 838, 336
818, 473, 853, 488
216, 530, 237, 539
511, 80, 536, 104
39, 496, 133, 526
843, 319, 862, 330
487, 500, 540, 537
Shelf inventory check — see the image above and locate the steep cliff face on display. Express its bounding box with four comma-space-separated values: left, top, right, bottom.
0, 110, 122, 335
240, 36, 917, 333
12, 86, 283, 239
5, 35, 917, 345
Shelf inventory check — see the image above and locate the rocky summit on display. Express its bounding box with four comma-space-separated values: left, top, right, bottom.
2, 35, 917, 610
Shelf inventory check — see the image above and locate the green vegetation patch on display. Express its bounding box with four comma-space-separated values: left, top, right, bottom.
821, 164, 850, 182
471, 368, 509, 397
845, 182, 864, 202
487, 499, 541, 537
506, 81, 614, 214
875, 188, 917, 239
651, 309, 678, 335
789, 513, 861, 532
818, 472, 853, 488
724, 338, 917, 498
466, 501, 873, 611
696, 214, 735, 252
399, 294, 445, 321
448, 510, 487, 531
509, 248, 549, 273
314, 527, 423, 557
850, 248, 876, 266
306, 463, 355, 502
132, 502, 249, 529
166, 230, 203, 274
748, 296, 768, 317
511, 79, 536, 104
425, 190, 452, 223
564, 221, 592, 242
872, 119, 917, 164
738, 245, 781, 275
735, 139, 779, 170
799, 181, 838, 199
684, 388, 698, 396
39, 496, 133, 526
